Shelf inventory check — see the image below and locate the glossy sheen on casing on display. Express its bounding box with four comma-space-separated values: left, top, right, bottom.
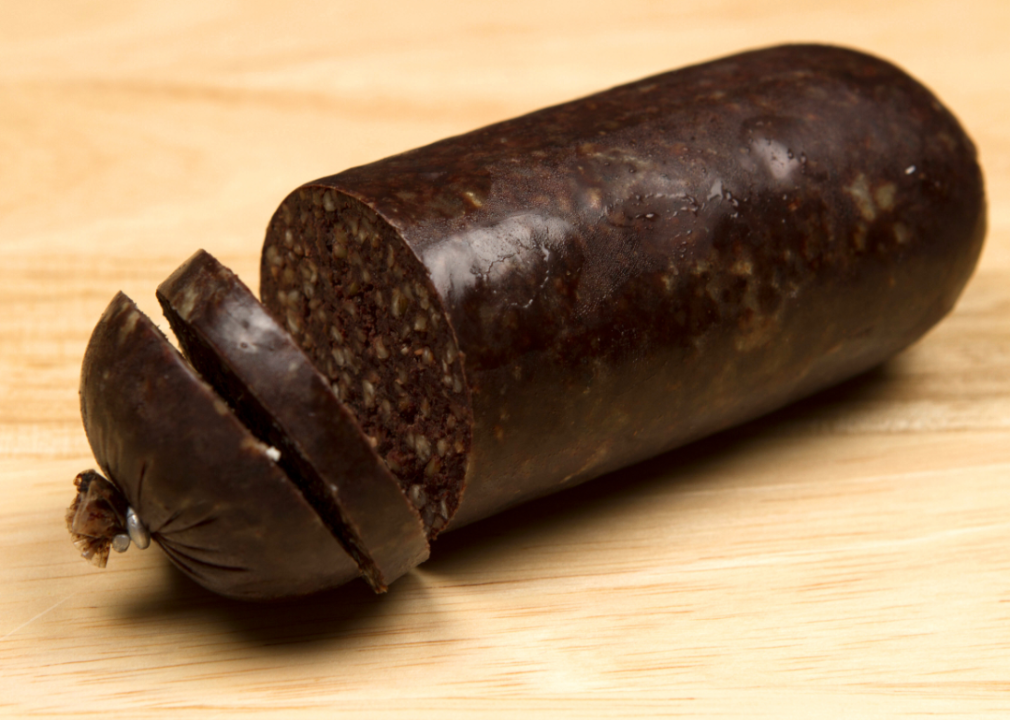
262, 44, 985, 529
80, 293, 359, 599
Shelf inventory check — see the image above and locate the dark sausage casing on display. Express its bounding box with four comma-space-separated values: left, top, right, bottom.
261, 44, 985, 536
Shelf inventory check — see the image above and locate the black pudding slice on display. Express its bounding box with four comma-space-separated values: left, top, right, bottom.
157, 250, 429, 592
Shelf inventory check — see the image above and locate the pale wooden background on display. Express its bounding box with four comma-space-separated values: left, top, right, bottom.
2, 1, 1009, 717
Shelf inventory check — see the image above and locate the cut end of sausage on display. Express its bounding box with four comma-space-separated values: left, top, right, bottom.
260, 189, 473, 538
157, 249, 430, 591
77, 292, 360, 600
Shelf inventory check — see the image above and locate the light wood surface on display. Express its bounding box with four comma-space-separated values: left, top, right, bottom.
2, 1, 1009, 716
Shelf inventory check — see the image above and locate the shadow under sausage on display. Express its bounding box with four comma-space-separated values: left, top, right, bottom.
117, 358, 902, 645
117, 546, 432, 650
425, 359, 904, 573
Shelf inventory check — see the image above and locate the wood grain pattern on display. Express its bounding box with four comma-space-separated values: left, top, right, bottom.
2, 1, 1008, 716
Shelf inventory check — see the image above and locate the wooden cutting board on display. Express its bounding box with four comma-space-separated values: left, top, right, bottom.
2, 1, 1009, 716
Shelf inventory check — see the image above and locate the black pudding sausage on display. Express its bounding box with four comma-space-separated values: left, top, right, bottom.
71, 43, 985, 600
261, 44, 985, 537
